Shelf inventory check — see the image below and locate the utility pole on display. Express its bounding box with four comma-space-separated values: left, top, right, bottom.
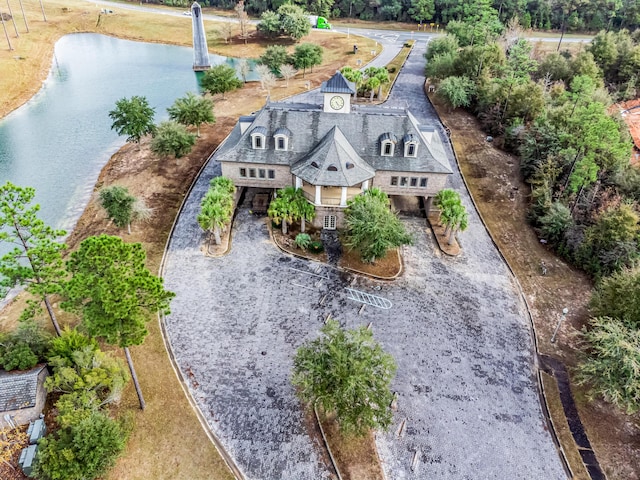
17, 0, 28, 32
1, 10, 13, 50
38, 0, 46, 22
7, 0, 18, 37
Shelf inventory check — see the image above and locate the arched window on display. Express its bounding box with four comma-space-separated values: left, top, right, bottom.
250, 127, 267, 150
403, 134, 419, 157
327, 165, 338, 171
379, 132, 397, 156
346, 162, 355, 169
274, 127, 291, 151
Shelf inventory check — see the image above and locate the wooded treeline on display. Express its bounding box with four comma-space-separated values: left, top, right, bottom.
144, 0, 640, 31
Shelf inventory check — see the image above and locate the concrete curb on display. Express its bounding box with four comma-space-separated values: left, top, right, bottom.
427, 89, 573, 479
313, 403, 344, 480
157, 140, 246, 480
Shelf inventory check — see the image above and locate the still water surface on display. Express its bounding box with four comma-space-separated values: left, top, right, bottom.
0, 33, 246, 232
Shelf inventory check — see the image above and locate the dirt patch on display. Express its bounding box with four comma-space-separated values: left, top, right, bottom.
318, 409, 384, 480
338, 244, 401, 278
431, 96, 640, 480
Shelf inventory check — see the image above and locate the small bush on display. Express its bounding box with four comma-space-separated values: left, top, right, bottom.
309, 240, 324, 253
2, 342, 38, 371
387, 66, 396, 73
295, 233, 311, 250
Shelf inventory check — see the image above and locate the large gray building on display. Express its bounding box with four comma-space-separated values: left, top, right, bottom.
217, 71, 452, 229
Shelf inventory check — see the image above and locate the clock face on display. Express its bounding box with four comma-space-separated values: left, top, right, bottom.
329, 95, 344, 110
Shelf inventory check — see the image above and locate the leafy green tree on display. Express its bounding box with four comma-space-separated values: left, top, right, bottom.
278, 3, 311, 41
34, 412, 129, 480
201, 64, 243, 99
344, 188, 413, 262
150, 121, 196, 160
46, 345, 129, 423
425, 52, 458, 82
257, 10, 281, 37
292, 43, 323, 77
576, 204, 640, 277
424, 34, 459, 61
292, 319, 397, 436
576, 317, 640, 414
167, 92, 215, 137
197, 179, 235, 247
539, 201, 573, 244
259, 45, 290, 75
99, 186, 135, 233
62, 235, 174, 410
408, 0, 435, 22
0, 182, 66, 334
436, 76, 475, 110
108, 96, 156, 147
536, 52, 571, 82
590, 267, 640, 328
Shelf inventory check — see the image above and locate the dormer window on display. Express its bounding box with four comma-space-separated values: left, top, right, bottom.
379, 133, 397, 157
403, 134, 419, 157
311, 162, 319, 168
346, 162, 354, 169
274, 127, 291, 151
250, 126, 267, 150
327, 165, 338, 171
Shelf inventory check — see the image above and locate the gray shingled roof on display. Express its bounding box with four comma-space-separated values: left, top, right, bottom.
0, 365, 46, 412
291, 126, 375, 187
320, 71, 356, 94
215, 102, 452, 177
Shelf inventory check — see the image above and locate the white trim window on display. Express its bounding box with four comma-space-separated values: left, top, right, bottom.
379, 132, 397, 157
274, 127, 291, 151
250, 127, 268, 150
323, 215, 337, 230
403, 134, 419, 157
405, 141, 418, 157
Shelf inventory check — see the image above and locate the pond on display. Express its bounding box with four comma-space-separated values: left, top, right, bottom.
0, 32, 253, 233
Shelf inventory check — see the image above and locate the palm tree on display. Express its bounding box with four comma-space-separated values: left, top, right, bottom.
198, 190, 233, 248
448, 208, 469, 245
295, 192, 316, 232
434, 189, 460, 225
268, 186, 315, 234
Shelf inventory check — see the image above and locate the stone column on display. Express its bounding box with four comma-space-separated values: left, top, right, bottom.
295, 176, 302, 189
340, 187, 347, 206
362, 180, 369, 191
315, 185, 321, 205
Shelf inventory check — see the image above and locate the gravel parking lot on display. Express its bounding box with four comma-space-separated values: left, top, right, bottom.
161, 42, 566, 480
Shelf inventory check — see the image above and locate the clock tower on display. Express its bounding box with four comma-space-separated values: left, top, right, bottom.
320, 71, 356, 114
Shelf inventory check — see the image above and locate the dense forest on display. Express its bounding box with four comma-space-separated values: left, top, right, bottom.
147, 0, 640, 31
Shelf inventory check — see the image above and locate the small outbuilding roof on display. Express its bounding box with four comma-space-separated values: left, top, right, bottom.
0, 365, 47, 412
320, 71, 356, 95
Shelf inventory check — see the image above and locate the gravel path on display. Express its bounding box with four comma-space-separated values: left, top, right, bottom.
161, 40, 567, 480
